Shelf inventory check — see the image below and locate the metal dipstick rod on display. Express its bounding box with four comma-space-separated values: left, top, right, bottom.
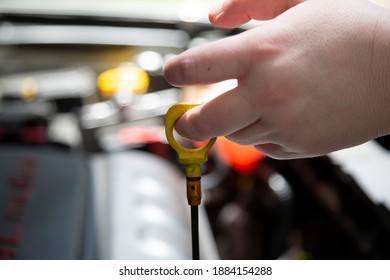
165, 103, 216, 260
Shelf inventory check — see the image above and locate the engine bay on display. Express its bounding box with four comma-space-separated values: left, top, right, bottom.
1, 7, 390, 260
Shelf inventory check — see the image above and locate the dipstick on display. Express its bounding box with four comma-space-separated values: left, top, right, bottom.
165, 102, 216, 260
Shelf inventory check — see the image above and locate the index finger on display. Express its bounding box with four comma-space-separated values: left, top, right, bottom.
164, 32, 250, 86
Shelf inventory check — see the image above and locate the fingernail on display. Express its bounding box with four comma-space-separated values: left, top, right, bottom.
210, 3, 223, 17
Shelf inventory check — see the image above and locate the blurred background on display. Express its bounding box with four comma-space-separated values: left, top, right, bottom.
0, 0, 390, 260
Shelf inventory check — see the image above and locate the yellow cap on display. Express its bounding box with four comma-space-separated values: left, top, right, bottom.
21, 78, 38, 101
97, 65, 149, 99
165, 102, 216, 178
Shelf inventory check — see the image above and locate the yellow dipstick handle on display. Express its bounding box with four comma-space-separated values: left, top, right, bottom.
165, 102, 216, 205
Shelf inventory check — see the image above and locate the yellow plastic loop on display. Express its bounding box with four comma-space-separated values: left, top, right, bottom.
165, 102, 216, 178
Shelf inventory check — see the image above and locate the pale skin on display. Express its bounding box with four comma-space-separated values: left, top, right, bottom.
164, 0, 390, 159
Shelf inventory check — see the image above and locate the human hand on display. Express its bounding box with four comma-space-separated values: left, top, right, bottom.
164, 0, 390, 159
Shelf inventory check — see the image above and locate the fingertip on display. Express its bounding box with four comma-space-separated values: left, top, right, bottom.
163, 57, 175, 84
208, 4, 223, 25
208, 0, 251, 28
175, 108, 205, 142
209, 3, 223, 19
163, 55, 185, 87
208, 10, 242, 29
